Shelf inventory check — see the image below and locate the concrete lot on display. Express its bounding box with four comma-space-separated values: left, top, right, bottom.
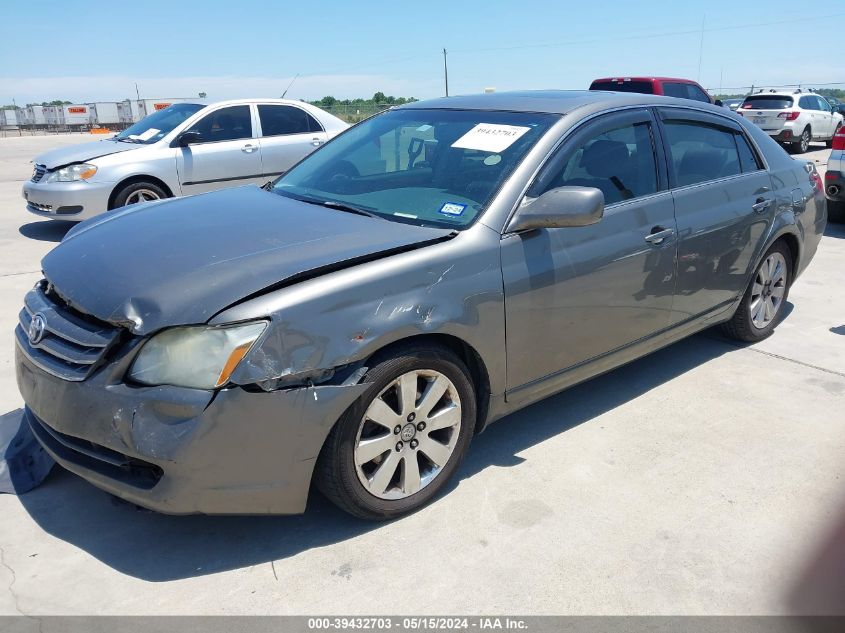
0, 134, 843, 616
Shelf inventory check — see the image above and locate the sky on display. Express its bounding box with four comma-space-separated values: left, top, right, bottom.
1, 0, 843, 105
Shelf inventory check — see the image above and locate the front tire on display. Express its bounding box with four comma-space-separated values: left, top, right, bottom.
315, 344, 476, 520
111, 181, 168, 209
720, 241, 792, 343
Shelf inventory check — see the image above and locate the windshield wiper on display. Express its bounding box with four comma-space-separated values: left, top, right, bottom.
321, 200, 379, 219
114, 137, 141, 144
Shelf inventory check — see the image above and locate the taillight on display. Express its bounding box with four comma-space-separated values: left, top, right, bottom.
777, 112, 801, 121
832, 128, 845, 150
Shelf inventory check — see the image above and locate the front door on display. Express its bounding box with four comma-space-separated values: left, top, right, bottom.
502, 109, 677, 397
176, 104, 264, 195
656, 107, 775, 323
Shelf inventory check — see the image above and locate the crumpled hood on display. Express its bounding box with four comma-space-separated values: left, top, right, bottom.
34, 139, 139, 169
42, 186, 454, 334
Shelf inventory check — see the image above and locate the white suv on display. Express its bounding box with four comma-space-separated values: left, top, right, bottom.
738, 89, 843, 154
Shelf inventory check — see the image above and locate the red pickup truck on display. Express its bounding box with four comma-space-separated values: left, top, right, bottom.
590, 77, 720, 105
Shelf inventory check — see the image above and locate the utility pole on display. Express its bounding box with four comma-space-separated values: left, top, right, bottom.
135, 82, 141, 101
697, 13, 706, 83
443, 48, 449, 97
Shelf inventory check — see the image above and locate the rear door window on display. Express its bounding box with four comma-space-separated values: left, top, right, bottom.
663, 83, 690, 99
662, 119, 742, 187
258, 105, 323, 136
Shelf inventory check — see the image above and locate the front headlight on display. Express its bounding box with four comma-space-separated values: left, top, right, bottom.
44, 163, 98, 182
128, 322, 267, 389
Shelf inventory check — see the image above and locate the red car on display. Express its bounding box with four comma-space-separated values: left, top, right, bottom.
590, 76, 719, 105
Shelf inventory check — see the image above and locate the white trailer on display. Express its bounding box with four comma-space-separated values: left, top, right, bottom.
25, 105, 47, 125
61, 104, 90, 127
117, 99, 142, 123
44, 106, 61, 126
88, 102, 120, 126
0, 109, 19, 126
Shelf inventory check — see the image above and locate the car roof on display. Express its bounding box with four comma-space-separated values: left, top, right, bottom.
590, 76, 702, 85
198, 98, 316, 108
745, 90, 818, 98
400, 89, 719, 115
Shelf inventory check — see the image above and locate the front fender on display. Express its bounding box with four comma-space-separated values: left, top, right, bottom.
211, 224, 508, 396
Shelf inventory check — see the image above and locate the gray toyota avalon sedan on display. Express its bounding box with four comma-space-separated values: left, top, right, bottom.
15, 91, 825, 519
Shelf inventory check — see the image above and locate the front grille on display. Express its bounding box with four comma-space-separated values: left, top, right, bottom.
27, 201, 52, 212
31, 163, 46, 182
15, 281, 121, 381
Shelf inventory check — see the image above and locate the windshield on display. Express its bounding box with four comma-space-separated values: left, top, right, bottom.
272, 108, 557, 229
740, 96, 793, 110
114, 103, 205, 144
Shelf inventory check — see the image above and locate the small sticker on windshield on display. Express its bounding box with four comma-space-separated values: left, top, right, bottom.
452, 123, 531, 153
439, 202, 466, 216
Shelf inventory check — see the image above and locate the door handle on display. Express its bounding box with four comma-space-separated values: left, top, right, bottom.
311, 137, 323, 147
752, 197, 772, 213
242, 143, 257, 153
644, 227, 674, 245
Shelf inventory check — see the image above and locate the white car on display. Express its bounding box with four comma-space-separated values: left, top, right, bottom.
737, 89, 843, 154
22, 99, 348, 221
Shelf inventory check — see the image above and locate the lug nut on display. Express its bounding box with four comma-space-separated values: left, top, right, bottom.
410, 439, 418, 449
407, 412, 416, 422
394, 425, 401, 435
395, 442, 403, 452
417, 421, 426, 432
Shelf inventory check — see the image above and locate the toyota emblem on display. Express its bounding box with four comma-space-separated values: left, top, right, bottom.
28, 313, 47, 345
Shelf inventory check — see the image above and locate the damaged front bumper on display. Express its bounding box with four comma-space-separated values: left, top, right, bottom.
15, 341, 367, 514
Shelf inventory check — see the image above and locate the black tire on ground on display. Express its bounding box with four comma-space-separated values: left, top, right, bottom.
828, 199, 845, 223
111, 181, 168, 209
826, 123, 841, 149
788, 127, 811, 154
315, 343, 476, 520
720, 241, 793, 343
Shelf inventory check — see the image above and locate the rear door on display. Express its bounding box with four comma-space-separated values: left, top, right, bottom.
256, 104, 328, 179
810, 96, 834, 138
657, 107, 774, 324
175, 104, 263, 195
501, 108, 677, 398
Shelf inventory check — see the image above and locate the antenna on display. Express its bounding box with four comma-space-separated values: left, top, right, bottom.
281, 74, 300, 99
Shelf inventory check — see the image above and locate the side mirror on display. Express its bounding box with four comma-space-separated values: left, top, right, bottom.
715, 99, 723, 107
507, 186, 604, 233
177, 130, 203, 147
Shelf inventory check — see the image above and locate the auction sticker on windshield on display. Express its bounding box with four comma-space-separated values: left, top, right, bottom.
451, 124, 531, 153
129, 128, 160, 141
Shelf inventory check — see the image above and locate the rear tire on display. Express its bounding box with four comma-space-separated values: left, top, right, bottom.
790, 127, 811, 154
111, 181, 168, 209
720, 241, 793, 343
828, 199, 845, 223
315, 344, 476, 520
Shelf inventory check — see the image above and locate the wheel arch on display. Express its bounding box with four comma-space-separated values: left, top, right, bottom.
361, 333, 492, 435
108, 175, 174, 210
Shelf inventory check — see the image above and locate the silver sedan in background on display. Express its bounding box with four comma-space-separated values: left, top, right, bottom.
21, 99, 348, 221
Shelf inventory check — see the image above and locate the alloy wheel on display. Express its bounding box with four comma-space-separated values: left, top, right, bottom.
125, 189, 161, 205
749, 252, 788, 329
354, 369, 462, 500
800, 128, 810, 153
